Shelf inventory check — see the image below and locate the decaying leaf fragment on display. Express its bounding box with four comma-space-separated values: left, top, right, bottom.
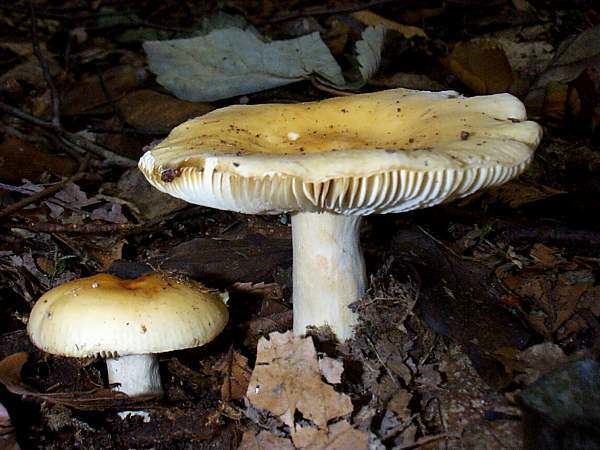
246, 331, 352, 429
215, 348, 252, 402
445, 39, 514, 94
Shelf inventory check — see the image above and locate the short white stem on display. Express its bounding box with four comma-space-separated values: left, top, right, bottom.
292, 211, 366, 340
106, 354, 163, 397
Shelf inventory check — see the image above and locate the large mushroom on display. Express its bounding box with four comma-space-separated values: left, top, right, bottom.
27, 273, 228, 397
138, 88, 542, 340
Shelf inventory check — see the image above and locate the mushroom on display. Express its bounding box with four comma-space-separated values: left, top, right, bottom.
138, 88, 542, 340
27, 273, 228, 397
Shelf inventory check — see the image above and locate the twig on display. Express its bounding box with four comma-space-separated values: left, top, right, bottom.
366, 335, 399, 387
416, 225, 477, 261
394, 432, 460, 449
0, 101, 136, 167
12, 221, 138, 234
253, 0, 398, 25
29, 0, 60, 127
95, 69, 126, 127
0, 173, 86, 221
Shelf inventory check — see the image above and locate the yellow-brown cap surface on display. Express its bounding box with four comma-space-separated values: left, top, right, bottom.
27, 273, 228, 358
139, 88, 542, 215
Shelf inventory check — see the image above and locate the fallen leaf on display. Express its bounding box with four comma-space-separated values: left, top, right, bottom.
445, 39, 514, 94
292, 420, 368, 449
144, 28, 344, 102
0, 137, 77, 184
353, 25, 386, 84
526, 25, 600, 114
144, 25, 384, 101
246, 331, 353, 429
529, 244, 564, 268
0, 53, 61, 92
513, 342, 568, 385
238, 430, 294, 450
352, 10, 426, 39
60, 66, 146, 116
117, 89, 214, 133
318, 356, 344, 384
215, 348, 252, 402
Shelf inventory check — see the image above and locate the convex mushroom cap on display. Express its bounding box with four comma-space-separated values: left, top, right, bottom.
139, 88, 542, 215
138, 88, 542, 340
27, 273, 228, 396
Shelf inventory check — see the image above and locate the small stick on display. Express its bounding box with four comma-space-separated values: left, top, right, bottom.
0, 173, 86, 221
12, 221, 138, 234
0, 155, 90, 221
0, 102, 136, 167
394, 432, 460, 449
29, 0, 61, 127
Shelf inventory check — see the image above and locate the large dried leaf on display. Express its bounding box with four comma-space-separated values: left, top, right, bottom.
144, 28, 344, 101
246, 331, 352, 429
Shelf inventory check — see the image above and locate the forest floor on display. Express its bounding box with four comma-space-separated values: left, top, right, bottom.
0, 1, 598, 449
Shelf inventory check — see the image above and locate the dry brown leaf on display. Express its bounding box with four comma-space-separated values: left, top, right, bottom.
292, 420, 368, 450
530, 244, 565, 268
238, 430, 294, 450
500, 266, 594, 336
117, 89, 214, 133
0, 137, 77, 184
445, 39, 514, 94
246, 331, 353, 429
352, 11, 427, 39
60, 66, 145, 116
215, 348, 252, 402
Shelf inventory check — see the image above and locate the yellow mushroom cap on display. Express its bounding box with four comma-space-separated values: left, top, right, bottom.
27, 273, 229, 358
138, 88, 542, 215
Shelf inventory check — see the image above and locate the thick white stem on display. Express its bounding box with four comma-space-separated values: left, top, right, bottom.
106, 354, 163, 397
292, 211, 366, 340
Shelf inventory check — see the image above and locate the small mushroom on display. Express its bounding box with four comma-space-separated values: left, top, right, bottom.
27, 273, 228, 397
138, 88, 542, 340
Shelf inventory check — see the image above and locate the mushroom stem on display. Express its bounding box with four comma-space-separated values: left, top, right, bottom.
292, 211, 366, 340
106, 354, 163, 397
